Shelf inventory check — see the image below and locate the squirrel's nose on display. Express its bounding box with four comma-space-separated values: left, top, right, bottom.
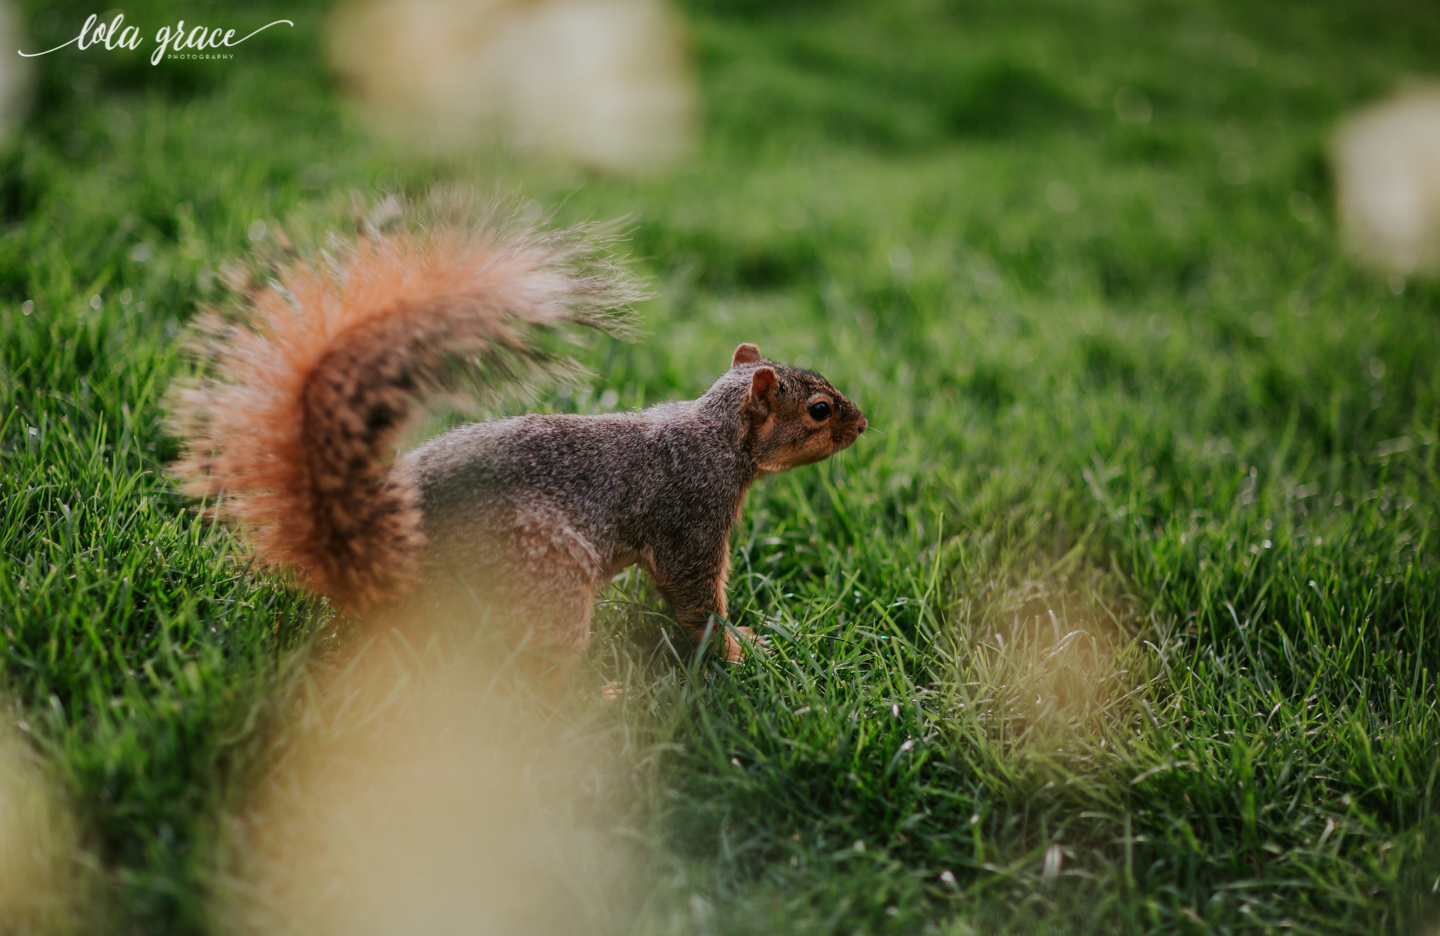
857, 415, 867, 434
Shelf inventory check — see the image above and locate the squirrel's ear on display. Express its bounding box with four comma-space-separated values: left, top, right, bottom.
732, 343, 762, 367
744, 366, 777, 421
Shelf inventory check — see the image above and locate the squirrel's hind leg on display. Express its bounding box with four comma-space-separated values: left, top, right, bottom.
506, 572, 596, 684
493, 512, 605, 683
419, 510, 603, 687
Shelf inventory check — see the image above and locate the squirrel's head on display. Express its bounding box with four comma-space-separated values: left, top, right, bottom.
723, 342, 867, 476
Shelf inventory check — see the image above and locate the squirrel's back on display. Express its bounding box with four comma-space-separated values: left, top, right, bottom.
400, 400, 742, 574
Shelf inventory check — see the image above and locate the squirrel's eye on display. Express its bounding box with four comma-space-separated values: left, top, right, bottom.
807, 401, 832, 421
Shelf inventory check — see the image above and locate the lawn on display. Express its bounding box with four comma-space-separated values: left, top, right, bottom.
4, 0, 1440, 932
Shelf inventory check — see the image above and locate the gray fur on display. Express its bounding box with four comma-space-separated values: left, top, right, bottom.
394, 354, 866, 661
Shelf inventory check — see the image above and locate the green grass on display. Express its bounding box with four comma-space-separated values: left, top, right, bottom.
4, 0, 1440, 932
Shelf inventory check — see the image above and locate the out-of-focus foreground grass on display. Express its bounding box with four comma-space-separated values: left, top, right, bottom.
3, 0, 1440, 932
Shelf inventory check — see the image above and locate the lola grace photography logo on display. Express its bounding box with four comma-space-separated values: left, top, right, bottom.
18, 12, 293, 65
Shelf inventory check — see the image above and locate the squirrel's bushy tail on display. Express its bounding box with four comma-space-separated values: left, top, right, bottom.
169, 199, 639, 612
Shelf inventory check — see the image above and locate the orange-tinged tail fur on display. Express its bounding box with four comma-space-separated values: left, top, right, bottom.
169, 202, 639, 613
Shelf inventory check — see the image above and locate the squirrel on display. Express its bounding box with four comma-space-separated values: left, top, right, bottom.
169, 200, 866, 668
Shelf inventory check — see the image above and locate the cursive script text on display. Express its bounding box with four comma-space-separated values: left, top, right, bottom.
17, 14, 294, 66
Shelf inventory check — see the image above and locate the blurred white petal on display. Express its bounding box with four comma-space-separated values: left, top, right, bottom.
1334, 86, 1440, 276
328, 0, 697, 173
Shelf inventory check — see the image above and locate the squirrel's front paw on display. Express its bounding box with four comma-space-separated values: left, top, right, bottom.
720, 632, 744, 663
727, 626, 771, 662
